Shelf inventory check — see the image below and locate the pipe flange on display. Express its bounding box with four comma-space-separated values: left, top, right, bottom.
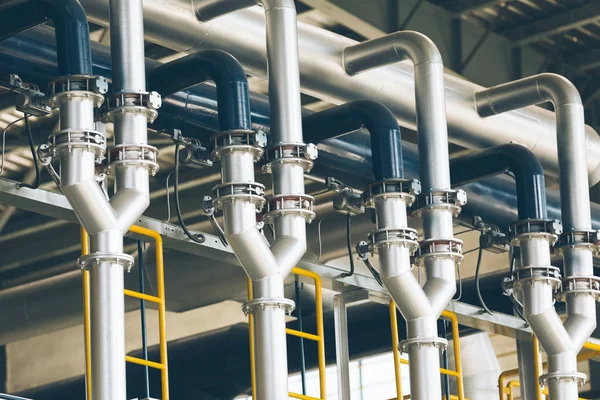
263, 194, 315, 223
411, 189, 467, 218
78, 252, 135, 273
414, 238, 464, 266
363, 178, 421, 208
212, 181, 266, 210
510, 219, 562, 246
556, 276, 600, 302
47, 75, 108, 108
368, 227, 419, 253
211, 129, 266, 161
106, 144, 160, 176
555, 230, 600, 254
539, 371, 586, 387
103, 91, 161, 123
261, 143, 318, 174
242, 298, 295, 315
512, 266, 562, 291
399, 337, 448, 353
48, 128, 106, 158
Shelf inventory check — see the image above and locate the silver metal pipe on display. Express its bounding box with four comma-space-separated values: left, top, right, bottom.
344, 31, 450, 191
81, 0, 600, 184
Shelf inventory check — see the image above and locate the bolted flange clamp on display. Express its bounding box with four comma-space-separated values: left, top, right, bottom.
78, 252, 135, 273
368, 227, 419, 254
261, 143, 318, 174
556, 276, 600, 302
363, 178, 421, 208
211, 129, 266, 161
263, 194, 316, 223
242, 298, 295, 315
212, 181, 266, 210
103, 91, 161, 123
539, 371, 586, 387
106, 144, 160, 176
47, 75, 108, 109
399, 337, 448, 353
555, 230, 600, 254
48, 128, 106, 159
510, 219, 562, 246
512, 266, 562, 292
414, 238, 464, 266
411, 189, 467, 218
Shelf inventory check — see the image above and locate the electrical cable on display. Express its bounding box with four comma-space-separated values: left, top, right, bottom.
455, 228, 475, 236
173, 144, 209, 244
475, 232, 494, 314
453, 262, 463, 301
315, 214, 330, 263
17, 113, 41, 189
0, 117, 25, 177
164, 171, 174, 223
341, 213, 355, 278
462, 246, 480, 256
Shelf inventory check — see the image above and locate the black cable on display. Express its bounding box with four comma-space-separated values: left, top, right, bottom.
17, 114, 41, 189
174, 144, 207, 244
341, 213, 355, 278
138, 241, 151, 399
455, 228, 475, 236
294, 276, 307, 395
462, 247, 480, 256
475, 232, 494, 315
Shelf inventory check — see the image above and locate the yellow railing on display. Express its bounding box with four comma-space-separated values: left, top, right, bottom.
389, 301, 465, 400
498, 336, 600, 400
248, 267, 326, 400
81, 226, 170, 400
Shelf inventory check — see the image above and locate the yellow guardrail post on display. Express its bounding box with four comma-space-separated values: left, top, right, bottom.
389, 301, 403, 399
82, 226, 170, 400
247, 267, 326, 400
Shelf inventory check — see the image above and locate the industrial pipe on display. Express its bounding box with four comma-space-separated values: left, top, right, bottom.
189, 2, 311, 399
450, 143, 547, 220
340, 31, 463, 400
79, 0, 600, 185
476, 74, 597, 400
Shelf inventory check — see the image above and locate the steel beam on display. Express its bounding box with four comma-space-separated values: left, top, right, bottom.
572, 49, 600, 72
443, 0, 506, 15
505, 2, 600, 46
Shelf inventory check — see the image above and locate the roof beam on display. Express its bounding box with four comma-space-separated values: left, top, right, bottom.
571, 49, 600, 72
298, 0, 386, 40
505, 2, 600, 46
443, 0, 506, 15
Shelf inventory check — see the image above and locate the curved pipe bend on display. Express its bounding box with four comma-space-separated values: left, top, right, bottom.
302, 100, 403, 181
451, 144, 547, 220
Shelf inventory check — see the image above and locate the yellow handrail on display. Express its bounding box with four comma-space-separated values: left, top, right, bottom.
247, 267, 326, 400
389, 302, 465, 400
81, 226, 170, 400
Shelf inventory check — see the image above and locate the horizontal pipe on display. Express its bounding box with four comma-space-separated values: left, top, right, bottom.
302, 100, 403, 180
450, 144, 547, 220
147, 50, 251, 132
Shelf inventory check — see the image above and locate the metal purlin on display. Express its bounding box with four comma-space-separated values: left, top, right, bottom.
389, 301, 465, 400
81, 226, 170, 400
498, 337, 600, 400
247, 267, 326, 400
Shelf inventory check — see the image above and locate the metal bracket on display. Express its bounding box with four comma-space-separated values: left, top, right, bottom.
212, 181, 266, 210
261, 142, 318, 174
211, 129, 266, 161
103, 91, 161, 123
106, 144, 160, 176
363, 178, 421, 208
6, 74, 51, 116
556, 276, 600, 302
512, 266, 562, 291
263, 194, 315, 223
48, 128, 106, 159
414, 238, 464, 266
556, 230, 600, 253
368, 227, 419, 253
47, 74, 107, 108
411, 189, 467, 218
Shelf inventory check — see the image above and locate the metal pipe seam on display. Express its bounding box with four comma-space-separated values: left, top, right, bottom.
450, 144, 547, 220
302, 100, 403, 181
0, 0, 93, 75
147, 49, 252, 132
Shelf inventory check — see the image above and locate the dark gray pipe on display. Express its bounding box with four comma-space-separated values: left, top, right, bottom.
302, 100, 403, 180
0, 0, 92, 75
450, 144, 547, 220
147, 50, 251, 132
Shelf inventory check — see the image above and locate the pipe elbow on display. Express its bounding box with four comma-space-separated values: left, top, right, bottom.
535, 73, 583, 107
227, 226, 279, 280
392, 31, 443, 66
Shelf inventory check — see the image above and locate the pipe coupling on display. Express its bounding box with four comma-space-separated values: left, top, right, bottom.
411, 189, 467, 218
363, 178, 421, 208
414, 238, 464, 267
509, 219, 562, 247
103, 91, 161, 123
106, 144, 160, 176
263, 194, 316, 223
242, 298, 295, 315
47, 75, 108, 109
556, 275, 600, 302
539, 371, 587, 387
555, 230, 600, 254
78, 252, 135, 272
212, 181, 266, 210
368, 227, 419, 253
399, 337, 448, 353
211, 129, 267, 161
261, 142, 318, 174
512, 266, 562, 293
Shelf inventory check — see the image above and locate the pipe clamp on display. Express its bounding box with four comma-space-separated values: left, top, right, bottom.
103, 91, 161, 123
212, 181, 266, 210
106, 144, 160, 176
47, 75, 108, 108
263, 194, 315, 223
539, 371, 586, 387
411, 189, 467, 218
414, 238, 464, 266
242, 298, 295, 315
211, 129, 266, 161
363, 178, 421, 208
399, 337, 448, 353
512, 266, 562, 291
48, 128, 106, 159
555, 230, 600, 254
261, 143, 317, 174
78, 252, 135, 272
510, 219, 562, 246
556, 276, 600, 302
368, 227, 419, 253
